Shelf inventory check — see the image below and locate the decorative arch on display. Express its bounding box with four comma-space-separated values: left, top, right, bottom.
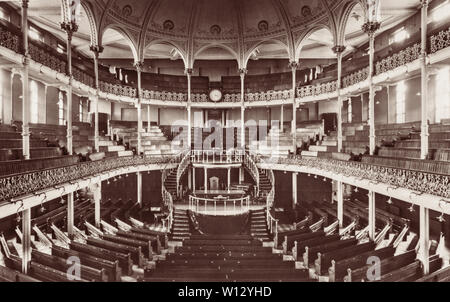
243, 38, 290, 68
80, 1, 100, 47
144, 39, 188, 67
335, 0, 368, 46
294, 23, 335, 62
193, 44, 240, 68
99, 25, 140, 62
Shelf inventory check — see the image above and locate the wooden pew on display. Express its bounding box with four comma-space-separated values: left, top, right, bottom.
0, 264, 41, 282
375, 255, 443, 282
51, 245, 121, 282
86, 237, 145, 267
315, 242, 376, 276
115, 230, 162, 254
344, 250, 417, 282
294, 234, 340, 262
276, 228, 310, 249
303, 238, 358, 268
328, 246, 395, 282
69, 241, 133, 275
32, 250, 108, 282
101, 233, 153, 259
282, 230, 325, 254
415, 265, 450, 282
129, 227, 168, 249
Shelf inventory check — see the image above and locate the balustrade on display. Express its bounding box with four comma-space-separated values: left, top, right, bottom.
190, 149, 244, 164
188, 195, 250, 215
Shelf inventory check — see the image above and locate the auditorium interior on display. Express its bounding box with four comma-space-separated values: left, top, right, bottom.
0, 0, 449, 283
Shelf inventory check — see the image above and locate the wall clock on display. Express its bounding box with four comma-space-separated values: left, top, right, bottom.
209, 89, 222, 102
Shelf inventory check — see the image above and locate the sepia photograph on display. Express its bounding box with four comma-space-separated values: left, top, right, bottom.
0, 0, 449, 291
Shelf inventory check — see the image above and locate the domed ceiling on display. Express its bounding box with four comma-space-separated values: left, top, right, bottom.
22, 0, 420, 66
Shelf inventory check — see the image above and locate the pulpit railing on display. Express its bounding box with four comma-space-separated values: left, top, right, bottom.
188, 195, 250, 215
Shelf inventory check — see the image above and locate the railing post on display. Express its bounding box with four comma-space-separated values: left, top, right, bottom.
21, 208, 31, 274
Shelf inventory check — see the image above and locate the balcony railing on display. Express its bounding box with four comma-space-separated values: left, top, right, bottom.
0, 21, 449, 103
0, 155, 177, 202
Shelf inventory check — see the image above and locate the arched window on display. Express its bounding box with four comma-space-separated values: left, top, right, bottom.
435, 67, 450, 123
58, 91, 65, 126
395, 81, 406, 124
30, 80, 38, 124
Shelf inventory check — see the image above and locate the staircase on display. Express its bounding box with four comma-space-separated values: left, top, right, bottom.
250, 209, 270, 241
258, 168, 272, 196
164, 170, 178, 198
171, 209, 191, 241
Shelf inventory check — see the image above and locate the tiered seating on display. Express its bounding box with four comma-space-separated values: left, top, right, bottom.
0, 155, 79, 176
110, 121, 173, 156
144, 234, 310, 282
250, 128, 294, 157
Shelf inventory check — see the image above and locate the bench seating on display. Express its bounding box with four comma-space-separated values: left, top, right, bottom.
0, 264, 40, 282
86, 237, 145, 267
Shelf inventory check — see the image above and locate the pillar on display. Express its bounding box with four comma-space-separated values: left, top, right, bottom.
332, 46, 346, 152
61, 21, 78, 156
227, 167, 231, 193
21, 208, 31, 274
363, 22, 380, 155
337, 181, 344, 228
193, 167, 196, 192
239, 68, 247, 149
289, 61, 298, 152
67, 192, 74, 238
239, 166, 244, 184
348, 98, 353, 124
188, 168, 192, 190
147, 105, 151, 133
90, 45, 103, 153
420, 0, 429, 160
186, 68, 193, 148
292, 172, 298, 208
419, 206, 430, 274
134, 61, 144, 155
137, 171, 142, 206
204, 167, 208, 193
21, 0, 30, 159
368, 190, 376, 240
280, 104, 284, 132
93, 182, 102, 228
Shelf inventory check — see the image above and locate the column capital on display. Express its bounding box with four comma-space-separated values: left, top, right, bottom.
239, 68, 248, 76
362, 21, 380, 35
60, 22, 79, 38
90, 45, 104, 56
134, 60, 145, 73
185, 68, 193, 76
288, 61, 299, 70
332, 45, 346, 54
420, 0, 429, 8
21, 0, 29, 9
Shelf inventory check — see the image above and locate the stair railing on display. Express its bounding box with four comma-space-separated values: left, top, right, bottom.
264, 167, 278, 245
176, 150, 192, 197
244, 152, 260, 196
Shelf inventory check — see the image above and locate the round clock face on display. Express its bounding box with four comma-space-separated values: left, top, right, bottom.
209, 89, 222, 102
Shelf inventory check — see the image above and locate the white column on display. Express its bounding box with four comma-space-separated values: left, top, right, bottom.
147, 105, 151, 133
348, 98, 353, 124
90, 46, 103, 153
280, 104, 284, 132
186, 68, 192, 148
239, 166, 244, 184
361, 94, 365, 122
368, 190, 376, 240
289, 62, 298, 152
67, 192, 74, 238
204, 167, 208, 193
227, 168, 231, 193
93, 182, 102, 228
292, 172, 298, 208
239, 68, 247, 149
363, 22, 380, 155
419, 206, 430, 274
21, 0, 30, 159
134, 61, 144, 155
137, 171, 142, 205
21, 208, 31, 274
188, 168, 192, 190
332, 46, 346, 153
337, 181, 344, 227
193, 167, 196, 192
420, 0, 429, 160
